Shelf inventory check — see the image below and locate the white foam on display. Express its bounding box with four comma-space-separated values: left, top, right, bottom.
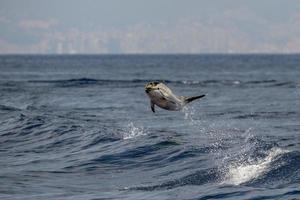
233, 80, 240, 85
123, 122, 146, 140
224, 148, 288, 185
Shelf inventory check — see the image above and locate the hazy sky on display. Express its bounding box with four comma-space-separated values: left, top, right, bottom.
0, 0, 300, 54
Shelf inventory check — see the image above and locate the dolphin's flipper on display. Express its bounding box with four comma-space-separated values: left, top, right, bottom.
151, 101, 155, 113
184, 94, 206, 104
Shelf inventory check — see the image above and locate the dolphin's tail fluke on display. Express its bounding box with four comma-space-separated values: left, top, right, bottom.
184, 94, 206, 104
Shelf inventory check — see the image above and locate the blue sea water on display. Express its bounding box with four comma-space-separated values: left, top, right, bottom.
0, 54, 299, 200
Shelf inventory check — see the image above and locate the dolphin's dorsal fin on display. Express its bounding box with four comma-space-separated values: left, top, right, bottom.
151, 101, 155, 113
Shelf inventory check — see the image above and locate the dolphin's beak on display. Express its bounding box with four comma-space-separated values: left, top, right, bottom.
145, 86, 152, 93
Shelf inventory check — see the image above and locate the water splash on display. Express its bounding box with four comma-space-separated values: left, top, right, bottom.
123, 122, 147, 140
223, 148, 289, 185
182, 106, 197, 125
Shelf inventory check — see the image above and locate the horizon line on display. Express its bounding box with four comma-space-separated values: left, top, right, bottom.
0, 52, 300, 56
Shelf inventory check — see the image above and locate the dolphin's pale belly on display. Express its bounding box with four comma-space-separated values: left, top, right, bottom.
148, 90, 183, 111
154, 97, 181, 110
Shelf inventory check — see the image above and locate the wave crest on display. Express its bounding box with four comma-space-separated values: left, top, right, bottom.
223, 148, 289, 185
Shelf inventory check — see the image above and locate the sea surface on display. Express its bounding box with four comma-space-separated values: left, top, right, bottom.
0, 54, 299, 200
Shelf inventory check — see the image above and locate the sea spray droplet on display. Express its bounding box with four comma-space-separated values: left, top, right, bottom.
182, 106, 196, 125
123, 122, 147, 140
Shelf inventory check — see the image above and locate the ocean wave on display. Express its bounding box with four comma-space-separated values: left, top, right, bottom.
131, 147, 297, 192
64, 139, 181, 172
233, 111, 299, 120
133, 168, 220, 191
24, 78, 299, 89
0, 104, 22, 112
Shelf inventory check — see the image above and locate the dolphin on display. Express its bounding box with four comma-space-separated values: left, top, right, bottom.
145, 82, 205, 112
